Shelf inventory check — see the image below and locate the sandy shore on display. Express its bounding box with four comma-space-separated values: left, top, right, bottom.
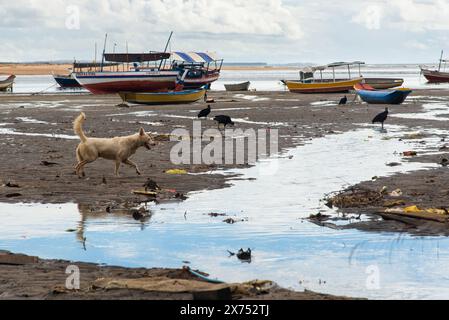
0, 89, 449, 298
0, 63, 295, 75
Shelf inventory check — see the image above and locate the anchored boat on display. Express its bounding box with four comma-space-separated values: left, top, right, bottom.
224, 81, 251, 91
420, 50, 449, 83
284, 62, 364, 93
119, 88, 206, 105
354, 83, 412, 105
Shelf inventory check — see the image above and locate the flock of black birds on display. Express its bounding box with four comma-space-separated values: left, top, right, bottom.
197, 105, 235, 128
197, 96, 389, 130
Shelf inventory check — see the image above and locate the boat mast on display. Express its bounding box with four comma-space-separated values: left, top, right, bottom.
100, 33, 108, 72
438, 50, 444, 72
159, 31, 173, 70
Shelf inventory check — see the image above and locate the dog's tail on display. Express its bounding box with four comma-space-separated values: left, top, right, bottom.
73, 112, 87, 143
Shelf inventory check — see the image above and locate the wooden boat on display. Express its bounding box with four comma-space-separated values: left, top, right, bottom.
224, 81, 250, 91
170, 52, 223, 89
285, 78, 363, 93
420, 50, 449, 83
53, 74, 81, 88
363, 78, 404, 89
285, 62, 364, 93
354, 83, 412, 105
119, 88, 206, 105
73, 53, 179, 94
0, 75, 15, 91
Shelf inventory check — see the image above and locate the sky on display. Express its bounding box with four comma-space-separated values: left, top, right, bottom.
0, 0, 449, 64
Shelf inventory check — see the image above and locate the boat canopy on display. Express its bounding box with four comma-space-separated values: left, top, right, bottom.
327, 61, 365, 68
104, 52, 171, 63
171, 52, 220, 64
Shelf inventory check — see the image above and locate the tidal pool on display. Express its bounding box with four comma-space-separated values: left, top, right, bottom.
0, 126, 447, 299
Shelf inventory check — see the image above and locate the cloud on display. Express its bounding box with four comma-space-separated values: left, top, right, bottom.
352, 4, 383, 30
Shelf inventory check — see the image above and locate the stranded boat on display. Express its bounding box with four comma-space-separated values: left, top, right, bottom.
170, 52, 222, 89
119, 88, 206, 105
224, 81, 251, 91
354, 83, 412, 105
284, 62, 364, 93
420, 51, 449, 83
53, 62, 119, 89
0, 75, 15, 92
73, 53, 180, 94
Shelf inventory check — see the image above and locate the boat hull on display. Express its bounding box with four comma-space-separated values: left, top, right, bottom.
364, 78, 404, 89
0, 75, 15, 91
119, 89, 206, 105
54, 75, 82, 88
224, 81, 251, 91
183, 72, 220, 89
73, 71, 179, 94
421, 68, 449, 83
356, 88, 412, 104
285, 78, 363, 93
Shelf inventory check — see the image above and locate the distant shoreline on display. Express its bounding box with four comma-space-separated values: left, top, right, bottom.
0, 63, 297, 75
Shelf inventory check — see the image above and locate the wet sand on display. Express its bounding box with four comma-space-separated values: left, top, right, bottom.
1, 89, 449, 299
0, 251, 352, 300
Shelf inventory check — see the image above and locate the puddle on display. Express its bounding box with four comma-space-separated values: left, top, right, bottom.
0, 126, 447, 299
15, 117, 52, 125
0, 127, 78, 140
392, 103, 449, 121
310, 101, 338, 107
233, 94, 270, 102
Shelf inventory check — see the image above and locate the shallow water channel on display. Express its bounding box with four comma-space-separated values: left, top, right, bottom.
0, 125, 448, 299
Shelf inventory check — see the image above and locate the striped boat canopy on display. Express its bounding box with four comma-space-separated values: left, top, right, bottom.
171, 52, 220, 64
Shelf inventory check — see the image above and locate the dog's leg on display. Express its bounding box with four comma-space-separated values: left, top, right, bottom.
115, 160, 121, 177
124, 159, 141, 175
75, 160, 90, 178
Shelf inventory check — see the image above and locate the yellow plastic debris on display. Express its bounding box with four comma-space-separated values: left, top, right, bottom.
165, 169, 188, 175
404, 205, 422, 213
425, 208, 448, 215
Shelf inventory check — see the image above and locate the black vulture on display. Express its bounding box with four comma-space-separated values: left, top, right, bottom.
198, 105, 211, 119
372, 107, 389, 129
338, 95, 348, 105
214, 115, 235, 129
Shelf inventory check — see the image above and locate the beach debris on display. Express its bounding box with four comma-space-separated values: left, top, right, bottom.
208, 212, 227, 217
325, 187, 384, 209
65, 228, 77, 233
3, 182, 20, 188
386, 162, 401, 167
380, 186, 388, 195
143, 178, 160, 191
439, 145, 448, 151
381, 206, 449, 223
440, 157, 448, 167
5, 193, 22, 198
102, 176, 107, 184
389, 189, 403, 197
308, 212, 331, 221
132, 189, 157, 197
383, 199, 406, 208
223, 218, 246, 224
175, 193, 187, 200
130, 206, 151, 220
116, 103, 130, 108
403, 151, 417, 157
41, 160, 59, 166
165, 169, 188, 175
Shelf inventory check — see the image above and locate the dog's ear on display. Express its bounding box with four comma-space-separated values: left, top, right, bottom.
139, 127, 145, 136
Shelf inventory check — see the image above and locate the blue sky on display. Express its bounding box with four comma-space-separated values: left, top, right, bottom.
0, 0, 448, 64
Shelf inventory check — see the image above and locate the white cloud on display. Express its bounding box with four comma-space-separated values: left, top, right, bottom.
352, 4, 383, 30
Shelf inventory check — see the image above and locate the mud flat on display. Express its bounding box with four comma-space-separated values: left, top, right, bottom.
0, 251, 353, 300
1, 89, 449, 299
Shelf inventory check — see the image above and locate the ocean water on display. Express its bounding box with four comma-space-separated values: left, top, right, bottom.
2, 64, 449, 94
